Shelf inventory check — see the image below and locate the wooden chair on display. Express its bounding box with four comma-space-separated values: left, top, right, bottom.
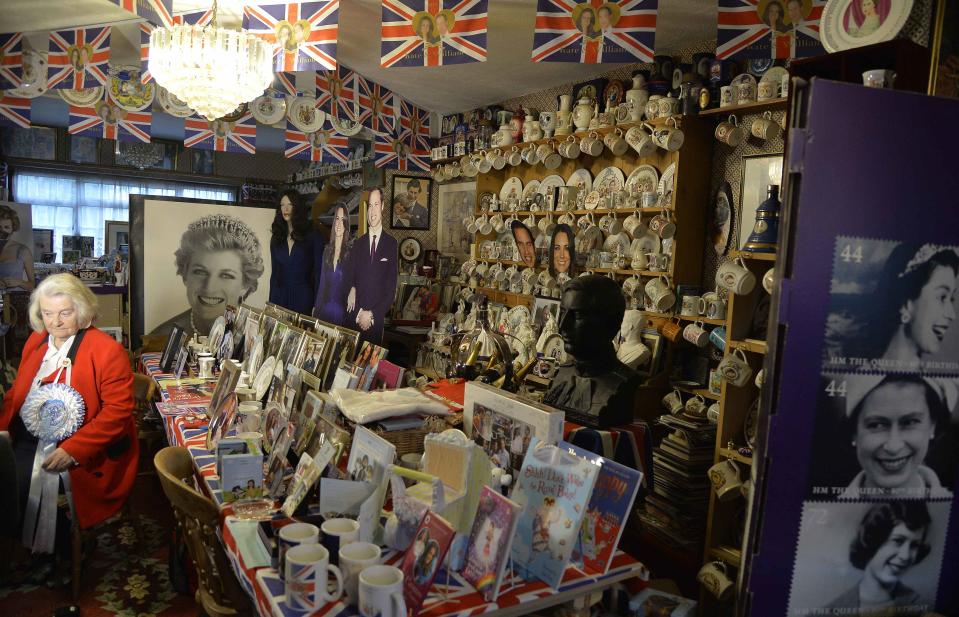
70, 495, 143, 600
133, 373, 163, 476
154, 446, 251, 617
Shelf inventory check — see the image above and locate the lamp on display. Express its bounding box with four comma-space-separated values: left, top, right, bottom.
148, 0, 273, 120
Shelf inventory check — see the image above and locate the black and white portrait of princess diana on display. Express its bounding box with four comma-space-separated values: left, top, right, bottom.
130, 197, 275, 343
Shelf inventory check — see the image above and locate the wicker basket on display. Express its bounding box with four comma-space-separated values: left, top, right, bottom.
371, 416, 451, 457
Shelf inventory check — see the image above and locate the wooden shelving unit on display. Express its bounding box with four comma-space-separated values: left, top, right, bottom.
700, 98, 787, 117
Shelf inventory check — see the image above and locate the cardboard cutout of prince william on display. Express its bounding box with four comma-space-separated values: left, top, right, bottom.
346, 187, 398, 346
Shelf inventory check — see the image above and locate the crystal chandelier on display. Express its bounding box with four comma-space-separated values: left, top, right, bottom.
148, 0, 273, 120
117, 141, 163, 169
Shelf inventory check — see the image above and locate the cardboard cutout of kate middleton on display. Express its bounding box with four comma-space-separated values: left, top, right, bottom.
346, 188, 398, 346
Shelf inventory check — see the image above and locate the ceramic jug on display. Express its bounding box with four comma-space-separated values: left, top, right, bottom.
572, 97, 594, 131
626, 75, 649, 122
494, 124, 513, 146
524, 115, 543, 141
558, 94, 572, 112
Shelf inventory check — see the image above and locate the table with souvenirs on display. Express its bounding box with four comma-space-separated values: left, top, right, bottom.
141, 332, 649, 616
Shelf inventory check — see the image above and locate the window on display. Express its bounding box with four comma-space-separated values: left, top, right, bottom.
12, 170, 235, 257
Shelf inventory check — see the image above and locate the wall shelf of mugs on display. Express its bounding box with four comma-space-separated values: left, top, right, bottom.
460, 115, 715, 312
699, 97, 787, 117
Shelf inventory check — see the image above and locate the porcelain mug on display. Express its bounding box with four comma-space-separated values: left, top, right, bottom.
719, 86, 733, 108
507, 146, 523, 166
651, 117, 684, 151
648, 252, 669, 272
621, 275, 643, 300
640, 191, 659, 208
709, 459, 743, 502
736, 80, 756, 105
755, 368, 765, 389
631, 252, 649, 271
709, 326, 727, 352
279, 522, 320, 580
645, 276, 676, 312
197, 354, 214, 378
644, 95, 661, 120
359, 565, 407, 617
863, 69, 896, 89
625, 125, 656, 157
603, 128, 628, 156
684, 394, 707, 417
558, 135, 580, 158
716, 257, 756, 295
538, 214, 556, 236
701, 292, 728, 320
757, 80, 776, 101
661, 317, 683, 342
521, 144, 539, 165
474, 214, 491, 235
719, 348, 752, 387
623, 213, 643, 238
580, 131, 604, 157
648, 212, 676, 239
658, 95, 680, 118
285, 543, 343, 610
461, 156, 478, 177
698, 560, 734, 601
490, 213, 505, 233
715, 114, 744, 146
751, 111, 781, 141
339, 542, 381, 607
541, 142, 562, 169
680, 294, 701, 317
683, 321, 710, 348
662, 388, 684, 415
433, 166, 447, 182
486, 148, 505, 170
763, 267, 775, 294
598, 214, 622, 235
706, 403, 721, 424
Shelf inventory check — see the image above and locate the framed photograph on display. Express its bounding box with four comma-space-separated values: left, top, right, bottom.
437, 181, 475, 261
636, 330, 664, 379
160, 324, 186, 373
532, 296, 560, 328
0, 126, 57, 160
33, 228, 54, 255
62, 234, 95, 258
390, 175, 432, 230
572, 77, 608, 104
207, 359, 242, 420
190, 148, 215, 175
347, 425, 396, 485
115, 139, 177, 170
69, 134, 98, 164
738, 153, 783, 251
104, 220, 129, 255
929, 0, 958, 98
463, 382, 564, 478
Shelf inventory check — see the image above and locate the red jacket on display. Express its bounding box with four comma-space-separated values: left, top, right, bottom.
1, 327, 139, 529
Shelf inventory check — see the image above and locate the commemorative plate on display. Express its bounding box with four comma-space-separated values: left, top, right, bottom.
820, 0, 913, 53
566, 168, 593, 195
500, 176, 523, 202
108, 67, 155, 111
658, 162, 676, 196
253, 355, 277, 400
539, 174, 565, 197
58, 86, 103, 108
9, 50, 47, 99
288, 96, 325, 132
330, 114, 363, 136
251, 92, 288, 125
625, 164, 660, 195
208, 316, 226, 355
522, 179, 541, 201
594, 166, 626, 197
156, 87, 193, 117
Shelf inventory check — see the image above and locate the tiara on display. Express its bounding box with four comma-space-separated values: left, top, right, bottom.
187, 214, 263, 264
898, 243, 959, 278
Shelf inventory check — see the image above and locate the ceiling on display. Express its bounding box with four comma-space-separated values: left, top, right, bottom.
3, 0, 717, 113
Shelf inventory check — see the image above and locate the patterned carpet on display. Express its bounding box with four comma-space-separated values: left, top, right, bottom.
0, 476, 200, 617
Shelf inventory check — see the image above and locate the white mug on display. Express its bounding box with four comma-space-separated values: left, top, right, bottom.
718, 348, 752, 387
708, 459, 743, 502
680, 294, 701, 317
716, 257, 756, 295
644, 276, 676, 312
322, 518, 360, 565
339, 542, 382, 607
197, 354, 214, 378
683, 322, 710, 348
662, 388, 683, 415
698, 560, 734, 601
625, 125, 656, 157
359, 565, 407, 617
279, 522, 320, 580
285, 543, 343, 610
706, 402, 721, 424
684, 394, 707, 417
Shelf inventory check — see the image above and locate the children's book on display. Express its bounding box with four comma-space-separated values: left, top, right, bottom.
510, 437, 598, 589
560, 441, 643, 575
400, 511, 455, 614
460, 486, 521, 602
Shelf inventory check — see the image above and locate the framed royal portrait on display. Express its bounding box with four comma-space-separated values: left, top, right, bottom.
390, 174, 432, 231
104, 220, 129, 255
437, 181, 474, 261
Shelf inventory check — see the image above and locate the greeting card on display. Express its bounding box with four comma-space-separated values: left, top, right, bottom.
461, 486, 520, 601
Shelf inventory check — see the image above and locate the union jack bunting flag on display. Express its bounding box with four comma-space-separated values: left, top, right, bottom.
380, 0, 489, 68
315, 65, 359, 120
357, 78, 395, 134
0, 33, 24, 89
273, 71, 300, 96
374, 126, 427, 171
184, 113, 257, 154
243, 1, 340, 71
0, 94, 31, 129
108, 0, 174, 27
140, 9, 215, 83
48, 27, 112, 90
531, 0, 658, 64
396, 98, 430, 171
68, 101, 152, 143
284, 121, 351, 163
717, 0, 825, 60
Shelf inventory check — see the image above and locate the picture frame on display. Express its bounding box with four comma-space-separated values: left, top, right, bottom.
572, 77, 609, 104
62, 234, 95, 258
160, 324, 186, 373
390, 175, 432, 230
104, 220, 129, 255
738, 153, 783, 251
115, 139, 177, 170
101, 326, 123, 344
190, 148, 215, 175
532, 296, 560, 328
0, 125, 57, 160
437, 181, 475, 261
69, 134, 98, 164
636, 330, 665, 379
207, 359, 242, 420
33, 228, 53, 256
929, 0, 958, 99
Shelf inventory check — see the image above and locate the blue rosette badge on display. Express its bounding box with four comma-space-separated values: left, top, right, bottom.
20, 382, 86, 554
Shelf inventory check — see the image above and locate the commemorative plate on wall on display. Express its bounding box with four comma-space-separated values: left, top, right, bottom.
522, 179, 541, 201
539, 174, 565, 197
59, 86, 104, 108
330, 114, 363, 136
594, 166, 626, 197
820, 0, 914, 52
288, 96, 324, 132
625, 164, 660, 195
251, 92, 288, 125
566, 168, 592, 194
400, 237, 422, 262
8, 50, 47, 99
108, 66, 155, 111
157, 87, 193, 117
500, 176, 523, 202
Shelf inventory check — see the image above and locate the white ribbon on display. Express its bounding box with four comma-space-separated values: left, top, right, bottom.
20, 362, 85, 554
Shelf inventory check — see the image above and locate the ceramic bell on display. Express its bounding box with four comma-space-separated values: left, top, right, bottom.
744, 184, 781, 253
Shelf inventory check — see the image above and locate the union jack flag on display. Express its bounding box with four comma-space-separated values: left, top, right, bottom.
374, 126, 427, 171
243, 1, 340, 71
357, 78, 395, 134
315, 65, 359, 120
108, 0, 174, 27
396, 98, 431, 171
69, 101, 152, 143
531, 0, 658, 64
140, 9, 215, 83
273, 71, 300, 96
0, 33, 23, 89
380, 0, 488, 68
717, 0, 825, 60
184, 113, 257, 154
284, 120, 351, 163
47, 27, 112, 90
0, 93, 31, 129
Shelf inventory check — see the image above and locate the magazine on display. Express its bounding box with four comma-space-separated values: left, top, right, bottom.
560, 441, 643, 574
510, 437, 599, 589
461, 486, 521, 602
400, 511, 455, 614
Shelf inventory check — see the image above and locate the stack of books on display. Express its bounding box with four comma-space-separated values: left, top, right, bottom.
639, 414, 716, 552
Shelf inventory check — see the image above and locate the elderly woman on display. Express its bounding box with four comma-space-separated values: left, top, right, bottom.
826, 501, 931, 611
0, 204, 35, 292
269, 190, 323, 316
1, 273, 137, 545
151, 214, 266, 338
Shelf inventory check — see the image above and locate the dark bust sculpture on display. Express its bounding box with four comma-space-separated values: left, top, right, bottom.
544, 275, 640, 428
